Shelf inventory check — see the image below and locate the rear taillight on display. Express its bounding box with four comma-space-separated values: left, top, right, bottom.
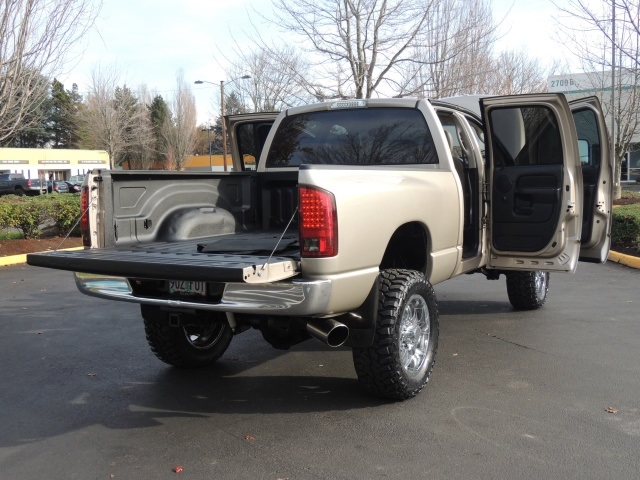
27, 179, 32, 186
299, 186, 338, 258
81, 186, 91, 246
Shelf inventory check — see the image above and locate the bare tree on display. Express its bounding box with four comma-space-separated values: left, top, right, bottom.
484, 50, 552, 95
129, 85, 156, 170
0, 0, 101, 144
163, 71, 197, 171
398, 0, 496, 97
79, 66, 124, 169
79, 66, 148, 170
271, 0, 444, 99
225, 46, 311, 111
557, 0, 640, 194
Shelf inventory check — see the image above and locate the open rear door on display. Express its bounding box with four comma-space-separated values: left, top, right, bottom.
569, 97, 613, 263
481, 94, 583, 273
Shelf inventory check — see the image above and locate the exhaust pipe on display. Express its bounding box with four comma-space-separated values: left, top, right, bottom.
306, 318, 349, 347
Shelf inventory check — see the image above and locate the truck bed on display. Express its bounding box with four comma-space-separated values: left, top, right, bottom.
27, 232, 301, 284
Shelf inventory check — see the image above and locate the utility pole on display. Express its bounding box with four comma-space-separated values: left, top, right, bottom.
611, 2, 619, 196
194, 76, 250, 172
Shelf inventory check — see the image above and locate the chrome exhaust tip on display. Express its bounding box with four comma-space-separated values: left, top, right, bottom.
306, 318, 349, 347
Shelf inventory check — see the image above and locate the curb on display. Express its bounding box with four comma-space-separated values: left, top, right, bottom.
0, 247, 84, 267
607, 250, 640, 270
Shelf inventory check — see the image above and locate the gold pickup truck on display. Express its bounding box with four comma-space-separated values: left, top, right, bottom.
28, 94, 613, 400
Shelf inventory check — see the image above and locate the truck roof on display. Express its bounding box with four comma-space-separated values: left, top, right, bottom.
431, 94, 492, 118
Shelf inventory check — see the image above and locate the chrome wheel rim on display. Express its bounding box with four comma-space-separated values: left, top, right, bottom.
534, 271, 547, 301
183, 323, 225, 350
399, 294, 430, 378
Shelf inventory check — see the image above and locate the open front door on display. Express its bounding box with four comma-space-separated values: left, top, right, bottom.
228, 113, 278, 171
481, 94, 583, 273
569, 97, 613, 263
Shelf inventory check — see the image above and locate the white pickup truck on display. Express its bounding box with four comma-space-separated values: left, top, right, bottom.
28, 94, 613, 400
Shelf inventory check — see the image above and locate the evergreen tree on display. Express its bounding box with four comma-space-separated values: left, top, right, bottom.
149, 95, 169, 165
211, 91, 247, 154
49, 79, 82, 148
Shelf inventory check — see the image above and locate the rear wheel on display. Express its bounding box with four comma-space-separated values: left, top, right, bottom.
506, 270, 549, 310
141, 305, 232, 368
14, 187, 24, 197
352, 269, 439, 400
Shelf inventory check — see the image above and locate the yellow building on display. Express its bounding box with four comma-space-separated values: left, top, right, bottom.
184, 154, 257, 171
0, 148, 109, 181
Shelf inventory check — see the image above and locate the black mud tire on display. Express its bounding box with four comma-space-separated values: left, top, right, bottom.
506, 270, 550, 310
352, 269, 439, 401
141, 305, 233, 368
14, 187, 24, 197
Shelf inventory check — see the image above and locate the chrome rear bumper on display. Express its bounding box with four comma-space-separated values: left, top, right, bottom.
74, 272, 332, 316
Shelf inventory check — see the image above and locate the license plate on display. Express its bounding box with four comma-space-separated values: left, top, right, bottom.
169, 280, 207, 296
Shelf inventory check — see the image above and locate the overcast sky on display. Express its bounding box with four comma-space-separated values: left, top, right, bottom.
57, 0, 574, 124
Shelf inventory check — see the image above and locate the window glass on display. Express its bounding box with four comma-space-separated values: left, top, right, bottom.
489, 106, 562, 167
266, 108, 438, 167
236, 122, 275, 170
572, 108, 600, 167
237, 123, 256, 170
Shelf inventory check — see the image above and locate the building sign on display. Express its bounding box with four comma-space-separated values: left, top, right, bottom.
547, 73, 591, 92
0, 160, 28, 164
38, 160, 70, 164
79, 160, 107, 164
548, 70, 637, 93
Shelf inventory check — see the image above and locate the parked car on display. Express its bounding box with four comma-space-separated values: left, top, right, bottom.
64, 181, 81, 193
48, 181, 69, 194
68, 174, 85, 185
0, 173, 46, 196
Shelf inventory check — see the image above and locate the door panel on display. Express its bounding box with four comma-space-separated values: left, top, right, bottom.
481, 94, 583, 273
569, 97, 612, 263
492, 166, 563, 252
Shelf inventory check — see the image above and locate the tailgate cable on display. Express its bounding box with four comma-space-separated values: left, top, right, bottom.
54, 190, 95, 251
258, 206, 299, 278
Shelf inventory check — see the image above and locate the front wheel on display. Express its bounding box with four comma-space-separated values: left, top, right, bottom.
141, 305, 233, 368
506, 270, 549, 310
352, 269, 439, 400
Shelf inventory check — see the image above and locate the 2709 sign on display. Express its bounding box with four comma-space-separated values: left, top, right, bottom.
550, 78, 576, 88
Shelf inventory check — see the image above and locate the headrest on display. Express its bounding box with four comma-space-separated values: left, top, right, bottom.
444, 130, 454, 155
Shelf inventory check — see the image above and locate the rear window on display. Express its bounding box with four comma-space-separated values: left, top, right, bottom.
265, 107, 438, 168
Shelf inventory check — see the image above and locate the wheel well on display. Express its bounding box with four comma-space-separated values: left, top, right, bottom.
380, 223, 429, 274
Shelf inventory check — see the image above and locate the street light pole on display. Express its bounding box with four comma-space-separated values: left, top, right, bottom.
194, 76, 251, 172
201, 125, 213, 171
208, 127, 212, 171
220, 80, 228, 172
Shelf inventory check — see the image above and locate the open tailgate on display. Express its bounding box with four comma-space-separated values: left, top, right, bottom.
27, 238, 300, 284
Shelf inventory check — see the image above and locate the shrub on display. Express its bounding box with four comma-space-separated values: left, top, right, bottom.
0, 202, 16, 231
0, 193, 81, 239
47, 194, 81, 236
611, 204, 640, 249
11, 198, 49, 239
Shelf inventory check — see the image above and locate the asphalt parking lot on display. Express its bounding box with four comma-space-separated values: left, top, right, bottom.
0, 261, 639, 479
